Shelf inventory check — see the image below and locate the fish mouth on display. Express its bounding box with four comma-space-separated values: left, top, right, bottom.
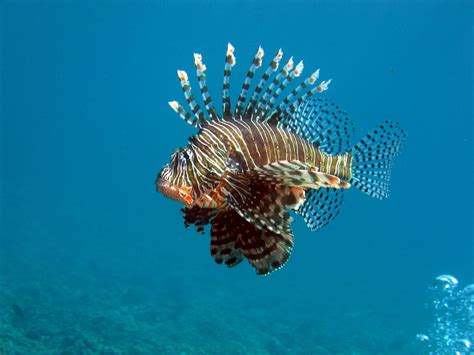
156, 177, 194, 205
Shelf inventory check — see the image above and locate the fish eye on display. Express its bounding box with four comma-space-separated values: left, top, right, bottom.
179, 149, 189, 161
171, 148, 188, 161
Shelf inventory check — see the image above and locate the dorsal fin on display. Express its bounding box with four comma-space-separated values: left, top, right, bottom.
168, 101, 200, 128
254, 57, 295, 118
278, 78, 332, 121
167, 44, 336, 129
235, 46, 264, 117
193, 53, 219, 120
274, 69, 320, 120
222, 43, 236, 119
283, 98, 354, 155
243, 49, 283, 120
261, 59, 302, 119
177, 70, 207, 127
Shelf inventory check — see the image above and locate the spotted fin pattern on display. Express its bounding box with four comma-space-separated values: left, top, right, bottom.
268, 98, 352, 232
351, 121, 406, 199
238, 217, 293, 275
183, 205, 293, 275
182, 205, 218, 234
212, 208, 293, 275
218, 161, 349, 234
284, 98, 354, 154
222, 172, 294, 235
210, 209, 244, 267
161, 43, 406, 276
297, 188, 344, 232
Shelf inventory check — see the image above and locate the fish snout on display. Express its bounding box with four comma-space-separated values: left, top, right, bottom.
156, 175, 193, 205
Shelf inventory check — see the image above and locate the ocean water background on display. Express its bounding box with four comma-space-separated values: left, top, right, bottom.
1, 0, 472, 353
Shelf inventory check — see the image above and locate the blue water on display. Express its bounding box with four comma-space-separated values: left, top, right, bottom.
1, 0, 472, 353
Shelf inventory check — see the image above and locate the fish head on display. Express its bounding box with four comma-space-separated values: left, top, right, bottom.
156, 147, 194, 206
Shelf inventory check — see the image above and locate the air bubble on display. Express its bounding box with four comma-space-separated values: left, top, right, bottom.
455, 338, 471, 350
416, 334, 430, 342
461, 284, 474, 298
417, 275, 473, 353
435, 274, 459, 289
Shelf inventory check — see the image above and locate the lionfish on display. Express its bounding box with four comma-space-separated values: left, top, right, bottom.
156, 44, 405, 275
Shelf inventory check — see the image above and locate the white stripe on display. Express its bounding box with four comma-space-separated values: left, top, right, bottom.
218, 119, 257, 169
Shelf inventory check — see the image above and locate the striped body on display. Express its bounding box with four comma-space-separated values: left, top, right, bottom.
156, 43, 405, 275
186, 118, 352, 203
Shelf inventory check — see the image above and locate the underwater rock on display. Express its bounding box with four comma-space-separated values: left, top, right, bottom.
11, 304, 24, 319
121, 288, 145, 305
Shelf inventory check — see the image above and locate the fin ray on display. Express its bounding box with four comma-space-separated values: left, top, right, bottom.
297, 188, 344, 231
261, 60, 303, 119
282, 98, 354, 155
223, 172, 294, 235
168, 101, 200, 128
209, 208, 293, 274
235, 46, 264, 117
177, 70, 207, 127
350, 121, 406, 199
194, 53, 219, 120
182, 205, 218, 234
222, 43, 236, 118
210, 209, 244, 267
244, 49, 283, 120
255, 57, 295, 118
239, 223, 293, 275
254, 160, 351, 189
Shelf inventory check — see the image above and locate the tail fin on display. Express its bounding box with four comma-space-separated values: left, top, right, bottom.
350, 121, 406, 199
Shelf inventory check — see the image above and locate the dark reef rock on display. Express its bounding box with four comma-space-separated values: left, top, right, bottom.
11, 304, 24, 319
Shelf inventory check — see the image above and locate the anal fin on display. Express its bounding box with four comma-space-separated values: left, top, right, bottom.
297, 188, 344, 231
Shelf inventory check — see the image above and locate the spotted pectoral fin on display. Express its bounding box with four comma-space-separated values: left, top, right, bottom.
181, 205, 218, 234
210, 208, 294, 275
221, 171, 294, 235
220, 161, 348, 235
254, 160, 351, 190
238, 217, 294, 276
260, 169, 350, 189
210, 209, 244, 267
